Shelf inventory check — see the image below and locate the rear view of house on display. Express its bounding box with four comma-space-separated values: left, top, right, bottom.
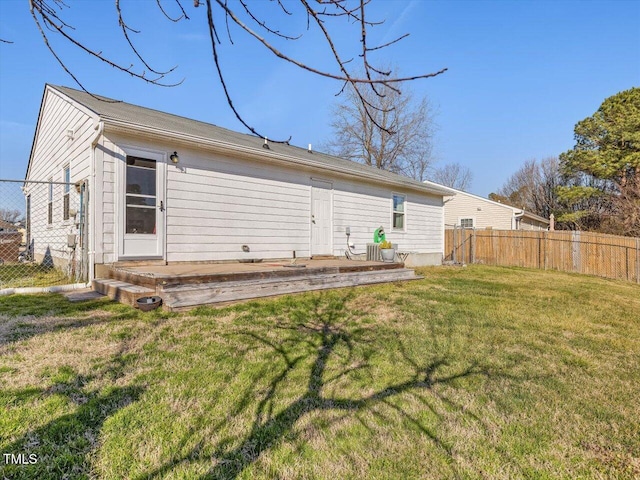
24, 85, 454, 287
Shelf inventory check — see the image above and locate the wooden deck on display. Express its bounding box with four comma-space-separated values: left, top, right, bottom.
93, 259, 420, 310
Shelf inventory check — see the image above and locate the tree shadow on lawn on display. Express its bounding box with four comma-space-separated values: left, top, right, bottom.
141, 290, 524, 479
0, 343, 145, 479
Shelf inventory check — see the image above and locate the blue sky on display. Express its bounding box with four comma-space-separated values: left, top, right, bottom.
0, 0, 638, 197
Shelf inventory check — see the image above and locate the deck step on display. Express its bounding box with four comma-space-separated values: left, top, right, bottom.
161, 268, 420, 310
92, 278, 155, 307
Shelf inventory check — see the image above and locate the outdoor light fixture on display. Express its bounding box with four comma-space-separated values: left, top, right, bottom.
170, 151, 179, 164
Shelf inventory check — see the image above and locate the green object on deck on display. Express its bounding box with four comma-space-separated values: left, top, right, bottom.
374, 227, 386, 243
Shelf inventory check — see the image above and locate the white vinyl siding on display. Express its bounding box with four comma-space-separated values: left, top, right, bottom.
97, 137, 117, 263
26, 90, 94, 183
165, 159, 310, 262
25, 87, 95, 268
444, 191, 516, 230
105, 134, 312, 262
101, 132, 446, 263
519, 217, 548, 231
333, 181, 442, 257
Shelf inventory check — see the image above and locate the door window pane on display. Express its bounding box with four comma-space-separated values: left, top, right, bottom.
126, 164, 156, 196
126, 207, 156, 234
127, 156, 156, 169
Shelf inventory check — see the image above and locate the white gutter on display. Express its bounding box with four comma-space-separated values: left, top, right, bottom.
88, 121, 104, 282
102, 119, 456, 197
513, 211, 525, 230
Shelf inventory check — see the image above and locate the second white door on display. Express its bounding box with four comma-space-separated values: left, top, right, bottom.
311, 179, 333, 256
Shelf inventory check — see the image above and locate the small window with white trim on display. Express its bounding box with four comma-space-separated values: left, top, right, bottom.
48, 178, 53, 225
63, 165, 70, 220
392, 194, 406, 230
459, 218, 474, 228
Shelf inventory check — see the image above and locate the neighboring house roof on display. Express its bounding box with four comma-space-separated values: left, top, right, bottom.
443, 186, 549, 224
29, 84, 455, 198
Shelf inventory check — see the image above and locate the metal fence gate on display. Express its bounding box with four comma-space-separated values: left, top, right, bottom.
0, 178, 88, 290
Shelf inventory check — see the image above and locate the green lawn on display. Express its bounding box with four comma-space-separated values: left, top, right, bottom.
1, 265, 639, 479
0, 263, 73, 289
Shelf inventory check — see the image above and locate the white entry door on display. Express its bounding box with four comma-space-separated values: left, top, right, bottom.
311, 179, 333, 256
119, 148, 166, 259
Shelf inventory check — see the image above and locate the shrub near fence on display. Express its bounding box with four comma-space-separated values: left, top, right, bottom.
445, 228, 640, 283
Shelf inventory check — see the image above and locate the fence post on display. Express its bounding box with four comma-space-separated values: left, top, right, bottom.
543, 231, 548, 270
538, 233, 542, 269
453, 226, 457, 264
462, 227, 466, 264
492, 230, 497, 266
572, 231, 581, 273
471, 228, 476, 264
636, 238, 640, 284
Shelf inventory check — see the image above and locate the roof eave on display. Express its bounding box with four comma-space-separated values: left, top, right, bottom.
101, 117, 454, 197
522, 212, 550, 224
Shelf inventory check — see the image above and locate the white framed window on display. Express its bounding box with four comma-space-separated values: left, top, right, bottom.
63, 165, 70, 220
48, 178, 53, 225
392, 194, 406, 230
459, 217, 474, 228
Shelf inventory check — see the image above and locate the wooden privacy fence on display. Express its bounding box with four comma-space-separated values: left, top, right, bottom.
444, 228, 640, 283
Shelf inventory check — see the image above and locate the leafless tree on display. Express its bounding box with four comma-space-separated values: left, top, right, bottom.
324, 78, 437, 181
431, 162, 473, 191
0, 208, 23, 224
492, 157, 564, 219
25, 0, 447, 142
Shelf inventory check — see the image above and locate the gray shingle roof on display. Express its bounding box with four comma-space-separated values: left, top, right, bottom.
51, 85, 454, 197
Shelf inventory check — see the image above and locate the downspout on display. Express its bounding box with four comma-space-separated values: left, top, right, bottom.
88, 120, 104, 283
513, 211, 524, 230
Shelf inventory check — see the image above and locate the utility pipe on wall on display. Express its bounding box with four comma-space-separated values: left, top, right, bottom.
88, 121, 104, 283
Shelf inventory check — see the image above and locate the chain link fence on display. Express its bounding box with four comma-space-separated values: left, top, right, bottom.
0, 179, 88, 290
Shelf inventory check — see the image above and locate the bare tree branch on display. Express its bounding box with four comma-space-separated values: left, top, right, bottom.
205, 0, 291, 143
155, 0, 189, 21
432, 163, 474, 191
324, 76, 438, 181
115, 0, 178, 76
29, 0, 183, 90
25, 0, 448, 141
238, 0, 302, 40
367, 33, 410, 52
0, 209, 23, 223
